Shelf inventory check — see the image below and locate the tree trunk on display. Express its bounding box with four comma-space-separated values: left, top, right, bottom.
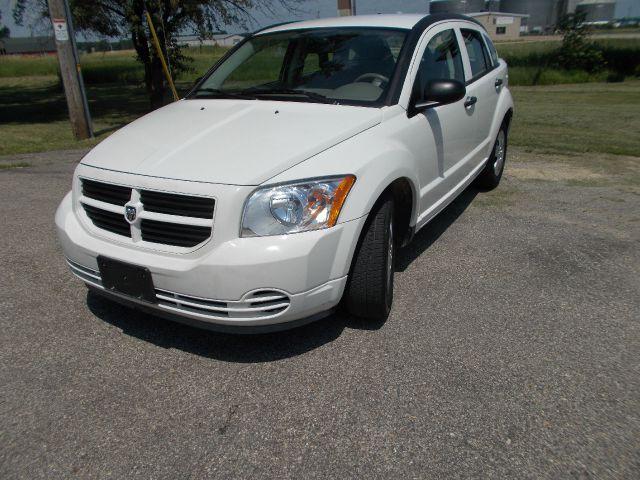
149, 57, 165, 110
130, 4, 166, 111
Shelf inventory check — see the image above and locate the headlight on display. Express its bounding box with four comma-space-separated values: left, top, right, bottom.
241, 175, 356, 237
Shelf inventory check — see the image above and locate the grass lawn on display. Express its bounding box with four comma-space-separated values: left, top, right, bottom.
0, 47, 229, 83
1, 73, 639, 158
0, 76, 201, 155
0, 76, 148, 155
510, 81, 640, 157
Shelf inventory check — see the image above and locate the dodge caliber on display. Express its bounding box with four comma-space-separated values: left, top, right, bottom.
56, 13, 514, 332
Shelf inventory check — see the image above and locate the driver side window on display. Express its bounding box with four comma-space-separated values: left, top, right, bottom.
414, 30, 465, 100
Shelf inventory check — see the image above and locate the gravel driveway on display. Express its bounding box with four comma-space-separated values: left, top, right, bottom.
1, 148, 638, 479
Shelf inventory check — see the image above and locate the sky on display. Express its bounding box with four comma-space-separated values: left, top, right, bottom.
1, 0, 639, 38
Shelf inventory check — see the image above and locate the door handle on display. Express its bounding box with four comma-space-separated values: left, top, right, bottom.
464, 96, 477, 108
495, 78, 504, 88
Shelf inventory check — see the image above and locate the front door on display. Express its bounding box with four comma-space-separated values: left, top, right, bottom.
402, 25, 477, 226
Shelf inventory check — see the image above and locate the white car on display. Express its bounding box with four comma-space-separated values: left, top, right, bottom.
56, 13, 513, 333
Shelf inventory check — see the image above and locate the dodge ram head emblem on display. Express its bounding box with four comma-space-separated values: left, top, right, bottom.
125, 205, 137, 223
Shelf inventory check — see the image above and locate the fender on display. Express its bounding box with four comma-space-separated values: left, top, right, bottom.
488, 61, 515, 143
266, 122, 421, 228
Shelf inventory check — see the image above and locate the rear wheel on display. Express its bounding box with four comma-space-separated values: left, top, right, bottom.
343, 195, 395, 321
475, 122, 508, 190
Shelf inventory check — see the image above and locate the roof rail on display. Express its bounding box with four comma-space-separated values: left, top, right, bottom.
253, 21, 296, 35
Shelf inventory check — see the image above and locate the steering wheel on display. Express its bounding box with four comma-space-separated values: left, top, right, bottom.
354, 73, 390, 88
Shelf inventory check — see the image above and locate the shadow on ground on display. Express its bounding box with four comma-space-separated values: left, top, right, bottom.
87, 185, 480, 361
396, 186, 479, 271
89, 291, 357, 362
0, 82, 150, 124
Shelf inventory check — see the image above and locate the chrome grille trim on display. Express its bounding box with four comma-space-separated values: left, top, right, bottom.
65, 259, 291, 320
155, 289, 291, 319
66, 259, 103, 288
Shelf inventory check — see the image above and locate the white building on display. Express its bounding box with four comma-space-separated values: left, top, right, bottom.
177, 34, 245, 48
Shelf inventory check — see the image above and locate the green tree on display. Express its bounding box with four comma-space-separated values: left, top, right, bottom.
14, 1, 295, 109
1, 10, 11, 39
554, 11, 604, 73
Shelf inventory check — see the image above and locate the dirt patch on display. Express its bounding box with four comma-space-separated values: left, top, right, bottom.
0, 148, 88, 168
0, 162, 31, 170
508, 163, 607, 183
507, 147, 640, 191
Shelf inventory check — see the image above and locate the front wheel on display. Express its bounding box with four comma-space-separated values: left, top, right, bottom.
343, 195, 395, 321
475, 122, 508, 190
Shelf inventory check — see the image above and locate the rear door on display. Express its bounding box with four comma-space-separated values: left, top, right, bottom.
459, 27, 502, 161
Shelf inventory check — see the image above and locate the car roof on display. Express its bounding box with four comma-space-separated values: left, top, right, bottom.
257, 14, 433, 35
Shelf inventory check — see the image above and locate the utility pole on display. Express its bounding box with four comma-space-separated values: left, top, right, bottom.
48, 0, 93, 139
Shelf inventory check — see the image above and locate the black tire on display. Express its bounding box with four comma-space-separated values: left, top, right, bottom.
475, 121, 508, 190
343, 195, 395, 321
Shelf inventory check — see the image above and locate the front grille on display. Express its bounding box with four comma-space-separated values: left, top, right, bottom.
79, 178, 214, 249
141, 219, 211, 248
83, 204, 131, 237
82, 179, 131, 206
140, 190, 215, 219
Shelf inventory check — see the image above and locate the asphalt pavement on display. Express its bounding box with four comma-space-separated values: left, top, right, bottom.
1, 148, 638, 479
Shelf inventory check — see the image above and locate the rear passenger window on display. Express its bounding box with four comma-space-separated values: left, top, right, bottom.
483, 33, 499, 67
461, 29, 491, 80
415, 29, 465, 97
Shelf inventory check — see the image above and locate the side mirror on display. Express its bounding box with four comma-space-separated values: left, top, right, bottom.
413, 79, 466, 111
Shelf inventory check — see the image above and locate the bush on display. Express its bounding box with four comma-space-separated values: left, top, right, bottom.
552, 13, 604, 73
601, 47, 640, 76
497, 34, 640, 85
508, 67, 608, 86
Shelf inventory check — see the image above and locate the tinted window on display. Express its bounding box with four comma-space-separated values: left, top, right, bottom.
483, 33, 500, 66
461, 29, 491, 80
415, 29, 464, 98
192, 28, 408, 106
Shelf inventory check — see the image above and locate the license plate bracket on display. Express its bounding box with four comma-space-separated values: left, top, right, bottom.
98, 256, 156, 303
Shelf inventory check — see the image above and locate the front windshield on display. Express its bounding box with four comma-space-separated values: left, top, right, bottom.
189, 28, 408, 107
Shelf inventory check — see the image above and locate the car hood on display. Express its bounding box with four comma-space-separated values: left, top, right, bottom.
81, 99, 382, 185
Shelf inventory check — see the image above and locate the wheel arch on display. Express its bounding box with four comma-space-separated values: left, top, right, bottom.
503, 107, 513, 131
489, 88, 514, 142
385, 177, 416, 247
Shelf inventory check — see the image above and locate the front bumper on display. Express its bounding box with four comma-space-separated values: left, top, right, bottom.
56, 189, 365, 329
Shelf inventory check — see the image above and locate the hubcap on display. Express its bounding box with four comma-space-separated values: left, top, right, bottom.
493, 130, 506, 174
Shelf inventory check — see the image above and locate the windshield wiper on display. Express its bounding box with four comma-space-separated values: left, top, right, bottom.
241, 87, 338, 105
190, 88, 258, 100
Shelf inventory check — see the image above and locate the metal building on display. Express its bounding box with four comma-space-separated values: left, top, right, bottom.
484, 0, 502, 11
562, 0, 581, 13
429, 0, 486, 15
575, 0, 617, 23
500, 0, 562, 32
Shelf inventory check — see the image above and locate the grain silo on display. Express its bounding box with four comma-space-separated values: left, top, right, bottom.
486, 0, 502, 11
563, 0, 581, 13
500, 0, 562, 32
429, 0, 486, 14
575, 0, 617, 23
